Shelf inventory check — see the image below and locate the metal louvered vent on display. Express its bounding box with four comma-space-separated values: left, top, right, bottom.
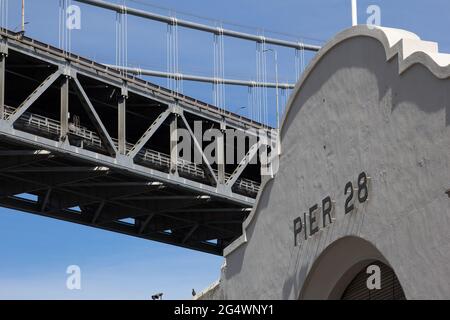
341, 261, 406, 300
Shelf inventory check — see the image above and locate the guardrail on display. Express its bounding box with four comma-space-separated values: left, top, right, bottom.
3, 106, 260, 197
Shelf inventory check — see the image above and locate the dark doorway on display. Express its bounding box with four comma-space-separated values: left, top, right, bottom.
341, 261, 406, 300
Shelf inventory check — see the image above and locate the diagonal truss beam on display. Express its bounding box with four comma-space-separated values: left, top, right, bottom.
226, 140, 263, 187
0, 170, 109, 201
101, 198, 206, 224
127, 108, 171, 158
180, 112, 217, 185
63, 184, 163, 211
92, 201, 105, 224
0, 170, 241, 246
137, 198, 212, 234
8, 69, 62, 124
40, 188, 52, 212
0, 196, 222, 255
0, 153, 54, 173
45, 183, 156, 214
73, 77, 117, 156
182, 223, 199, 244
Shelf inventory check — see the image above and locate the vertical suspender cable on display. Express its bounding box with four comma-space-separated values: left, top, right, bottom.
1, 0, 5, 31
174, 16, 181, 95
65, 0, 67, 53
167, 16, 172, 92
220, 26, 226, 113
300, 39, 305, 73
262, 37, 268, 126
255, 41, 261, 123
167, 15, 180, 95
59, 0, 64, 52
169, 17, 172, 91
173, 16, 177, 93
213, 25, 226, 112
58, 0, 62, 48
294, 48, 300, 81
219, 28, 223, 112
252, 82, 257, 120
59, 0, 72, 56
117, 11, 120, 69
294, 40, 306, 82
118, 1, 128, 77
255, 42, 258, 122
247, 86, 251, 118
68, 0, 72, 54
124, 2, 128, 76
213, 31, 217, 107
177, 20, 183, 95
213, 26, 226, 112
0, 0, 5, 31
175, 18, 178, 94
59, 0, 71, 56
166, 22, 170, 90
259, 41, 263, 123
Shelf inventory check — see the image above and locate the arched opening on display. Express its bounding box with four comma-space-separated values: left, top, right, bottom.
299, 236, 407, 300
341, 261, 406, 300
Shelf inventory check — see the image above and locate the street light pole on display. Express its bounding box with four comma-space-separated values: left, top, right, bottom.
351, 0, 358, 26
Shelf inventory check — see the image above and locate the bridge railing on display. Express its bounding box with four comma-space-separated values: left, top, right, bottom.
4, 105, 260, 197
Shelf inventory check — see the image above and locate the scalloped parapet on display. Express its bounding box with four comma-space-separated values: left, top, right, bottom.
199, 25, 450, 300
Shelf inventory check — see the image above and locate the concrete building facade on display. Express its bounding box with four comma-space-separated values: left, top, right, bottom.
199, 26, 450, 300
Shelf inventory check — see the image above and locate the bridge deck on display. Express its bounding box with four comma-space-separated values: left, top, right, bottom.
0, 29, 275, 255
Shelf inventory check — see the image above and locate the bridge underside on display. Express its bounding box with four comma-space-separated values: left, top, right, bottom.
0, 29, 271, 255
0, 137, 248, 255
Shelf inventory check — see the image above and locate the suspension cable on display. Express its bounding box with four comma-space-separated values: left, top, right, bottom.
1, 0, 4, 31
262, 37, 268, 126
59, 0, 72, 56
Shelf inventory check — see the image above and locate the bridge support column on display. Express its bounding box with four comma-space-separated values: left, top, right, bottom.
60, 76, 69, 140
170, 114, 178, 174
118, 96, 126, 154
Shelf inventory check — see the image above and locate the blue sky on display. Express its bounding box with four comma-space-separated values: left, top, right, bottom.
0, 0, 449, 299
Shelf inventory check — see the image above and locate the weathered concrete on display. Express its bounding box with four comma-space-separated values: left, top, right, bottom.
201, 26, 450, 300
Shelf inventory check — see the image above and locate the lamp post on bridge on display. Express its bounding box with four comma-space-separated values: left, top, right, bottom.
21, 0, 25, 33
351, 0, 358, 26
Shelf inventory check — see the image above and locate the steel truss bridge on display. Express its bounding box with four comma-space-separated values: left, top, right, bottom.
0, 28, 278, 255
